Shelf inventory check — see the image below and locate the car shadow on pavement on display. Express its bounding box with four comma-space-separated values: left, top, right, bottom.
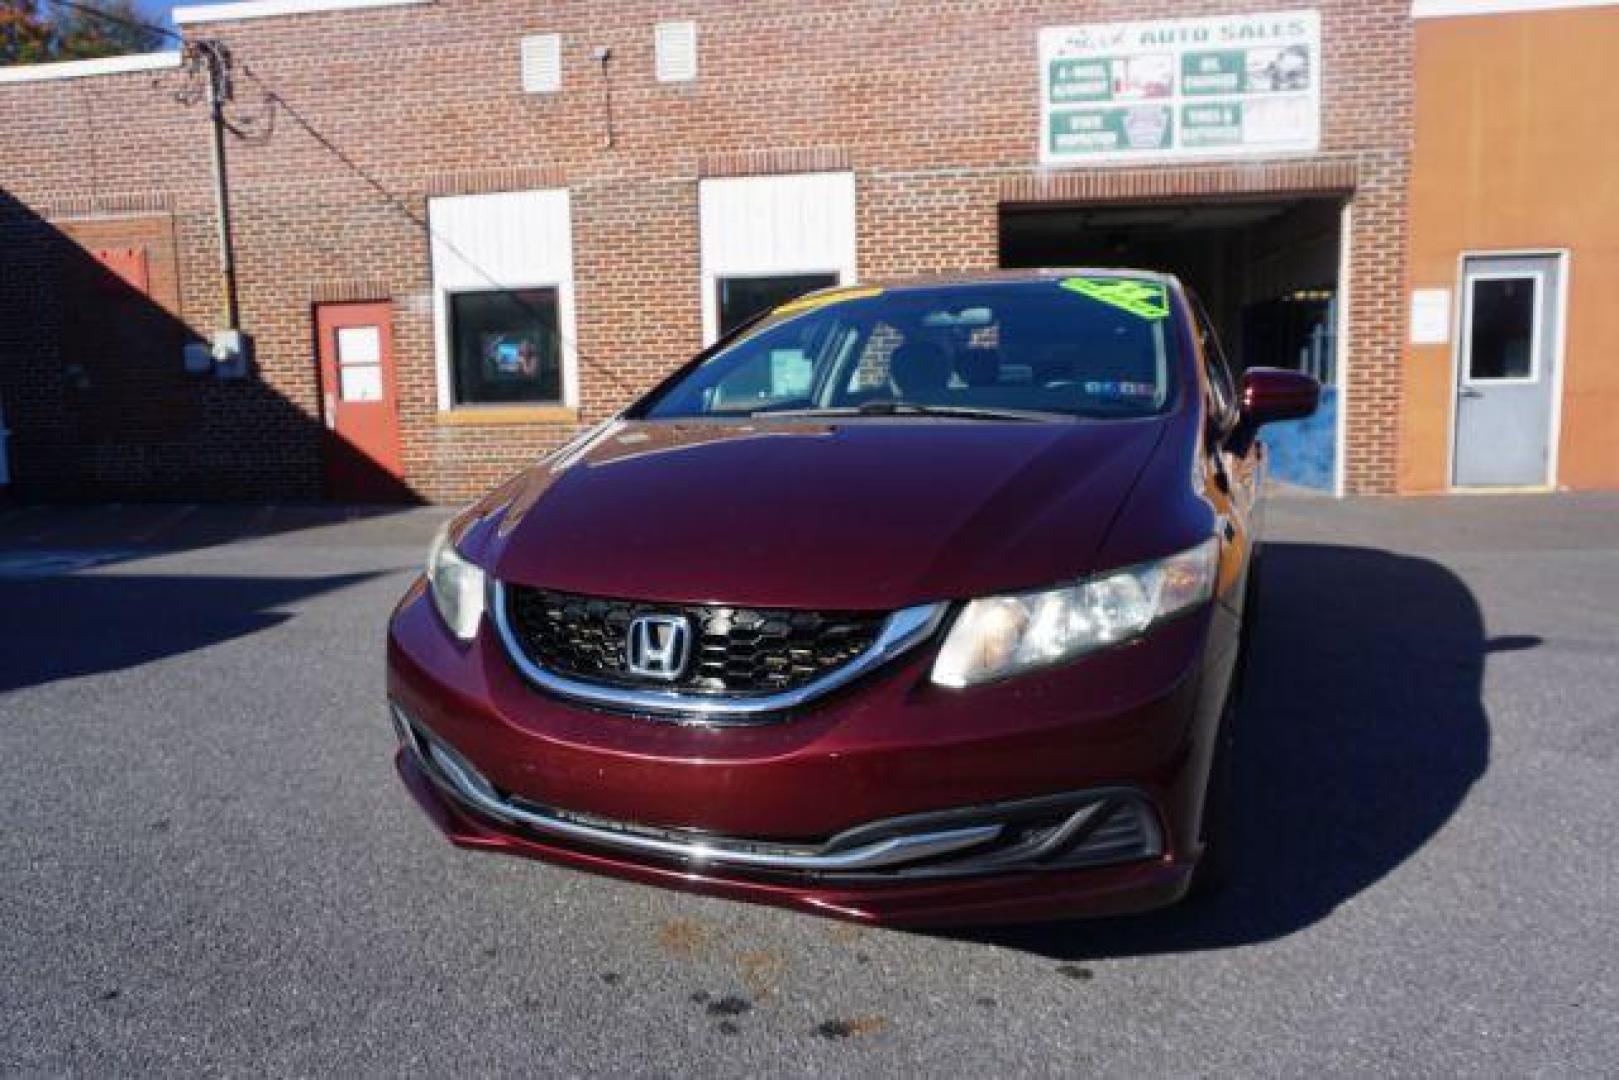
0, 571, 385, 695
952, 541, 1528, 960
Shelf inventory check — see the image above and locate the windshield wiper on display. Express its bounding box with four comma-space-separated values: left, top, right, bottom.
752, 400, 1062, 423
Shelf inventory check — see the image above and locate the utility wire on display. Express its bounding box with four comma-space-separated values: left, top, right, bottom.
236, 62, 635, 397
33, 0, 639, 401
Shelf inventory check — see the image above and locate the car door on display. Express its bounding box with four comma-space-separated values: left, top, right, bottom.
1189, 294, 1261, 540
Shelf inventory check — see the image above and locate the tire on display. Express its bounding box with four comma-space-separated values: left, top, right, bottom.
1185, 691, 1236, 902
1186, 555, 1261, 902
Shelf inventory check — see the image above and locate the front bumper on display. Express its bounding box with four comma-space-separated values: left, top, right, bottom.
397, 748, 1192, 927
387, 579, 1228, 926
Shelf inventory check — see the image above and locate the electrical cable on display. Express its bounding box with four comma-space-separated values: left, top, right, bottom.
236, 63, 635, 398
33, 0, 641, 402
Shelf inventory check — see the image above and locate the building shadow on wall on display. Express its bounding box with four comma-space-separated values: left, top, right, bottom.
0, 187, 418, 506
951, 542, 1518, 959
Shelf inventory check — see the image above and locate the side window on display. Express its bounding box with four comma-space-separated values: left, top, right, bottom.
1190, 294, 1238, 427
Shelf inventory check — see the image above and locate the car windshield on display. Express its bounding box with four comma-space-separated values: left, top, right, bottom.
638, 278, 1179, 422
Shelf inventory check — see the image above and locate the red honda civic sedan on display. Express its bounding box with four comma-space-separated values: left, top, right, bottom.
387, 271, 1318, 927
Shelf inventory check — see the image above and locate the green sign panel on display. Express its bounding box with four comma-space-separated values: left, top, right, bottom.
1049, 58, 1113, 103
1181, 50, 1246, 95
1049, 106, 1173, 156
1039, 12, 1321, 164
1181, 103, 1243, 147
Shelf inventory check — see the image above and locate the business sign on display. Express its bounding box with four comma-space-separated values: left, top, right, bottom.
1040, 10, 1321, 165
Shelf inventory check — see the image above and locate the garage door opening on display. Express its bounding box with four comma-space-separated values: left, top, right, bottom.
1000, 197, 1346, 492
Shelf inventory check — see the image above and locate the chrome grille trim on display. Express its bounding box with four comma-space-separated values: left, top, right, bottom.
393, 704, 1163, 879
490, 579, 948, 722
396, 706, 1000, 872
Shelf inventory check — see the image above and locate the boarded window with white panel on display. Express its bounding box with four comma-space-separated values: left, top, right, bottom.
654, 21, 697, 82
428, 189, 578, 410
698, 172, 856, 344
519, 34, 561, 94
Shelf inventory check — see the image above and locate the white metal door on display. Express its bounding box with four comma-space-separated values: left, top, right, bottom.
1453, 254, 1562, 488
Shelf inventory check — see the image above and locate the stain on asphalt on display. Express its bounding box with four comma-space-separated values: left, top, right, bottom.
689, 990, 710, 1004
1057, 964, 1095, 981
814, 1016, 887, 1040
975, 996, 996, 1008
149, 819, 170, 833
735, 950, 785, 998
706, 995, 753, 1018
657, 919, 710, 957
95, 989, 120, 1002
716, 1020, 741, 1036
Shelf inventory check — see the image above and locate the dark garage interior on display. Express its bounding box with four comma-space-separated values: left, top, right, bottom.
999, 196, 1346, 489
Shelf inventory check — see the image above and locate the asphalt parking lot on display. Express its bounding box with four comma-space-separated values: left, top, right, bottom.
2, 495, 1616, 1075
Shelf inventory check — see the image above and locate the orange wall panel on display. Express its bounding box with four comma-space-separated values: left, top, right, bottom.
1403, 8, 1619, 491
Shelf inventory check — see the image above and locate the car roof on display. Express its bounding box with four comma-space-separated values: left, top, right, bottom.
848, 268, 1182, 291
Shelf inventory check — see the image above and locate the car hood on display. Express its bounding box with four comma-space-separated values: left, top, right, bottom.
477, 417, 1167, 610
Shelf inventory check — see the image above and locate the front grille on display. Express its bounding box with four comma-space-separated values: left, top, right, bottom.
502, 585, 888, 696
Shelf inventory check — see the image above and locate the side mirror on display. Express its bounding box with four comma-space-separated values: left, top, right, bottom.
1239, 367, 1320, 428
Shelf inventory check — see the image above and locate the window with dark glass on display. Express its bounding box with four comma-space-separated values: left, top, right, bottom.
1189, 292, 1237, 426
1467, 277, 1536, 381
448, 288, 562, 405
717, 273, 839, 337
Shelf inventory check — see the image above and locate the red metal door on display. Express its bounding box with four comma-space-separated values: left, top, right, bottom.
315, 301, 407, 502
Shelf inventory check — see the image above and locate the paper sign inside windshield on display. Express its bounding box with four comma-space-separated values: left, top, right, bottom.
1059, 277, 1169, 320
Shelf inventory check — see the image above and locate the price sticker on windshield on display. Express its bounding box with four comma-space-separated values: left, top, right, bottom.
1058, 277, 1170, 320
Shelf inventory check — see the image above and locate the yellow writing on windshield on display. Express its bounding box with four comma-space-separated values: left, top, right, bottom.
1058, 277, 1170, 320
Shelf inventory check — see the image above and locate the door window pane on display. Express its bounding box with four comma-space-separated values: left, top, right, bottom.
449, 288, 562, 405
339, 364, 383, 402
717, 273, 839, 337
336, 326, 381, 364
1468, 277, 1536, 381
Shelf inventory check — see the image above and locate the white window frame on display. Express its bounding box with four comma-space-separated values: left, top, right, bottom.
698, 171, 857, 345
428, 189, 579, 413
1457, 270, 1545, 387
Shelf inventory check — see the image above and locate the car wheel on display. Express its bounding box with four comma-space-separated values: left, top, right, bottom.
1186, 556, 1261, 902
1186, 692, 1235, 902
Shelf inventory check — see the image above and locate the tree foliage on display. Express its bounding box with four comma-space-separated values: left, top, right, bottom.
1, 0, 165, 65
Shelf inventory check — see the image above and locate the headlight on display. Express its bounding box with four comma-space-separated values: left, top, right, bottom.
426, 518, 486, 641
931, 539, 1220, 688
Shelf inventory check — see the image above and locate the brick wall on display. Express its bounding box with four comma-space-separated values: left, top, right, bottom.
0, 0, 1414, 501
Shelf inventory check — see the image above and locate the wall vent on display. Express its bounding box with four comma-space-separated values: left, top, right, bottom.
655, 21, 697, 83
520, 34, 562, 93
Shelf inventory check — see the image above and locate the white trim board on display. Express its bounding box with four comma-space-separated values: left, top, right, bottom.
0, 51, 181, 83
427, 188, 580, 413
697, 171, 858, 346
1413, 0, 1619, 19
174, 0, 430, 26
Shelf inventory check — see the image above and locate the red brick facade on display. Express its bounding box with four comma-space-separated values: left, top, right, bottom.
0, 0, 1413, 501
